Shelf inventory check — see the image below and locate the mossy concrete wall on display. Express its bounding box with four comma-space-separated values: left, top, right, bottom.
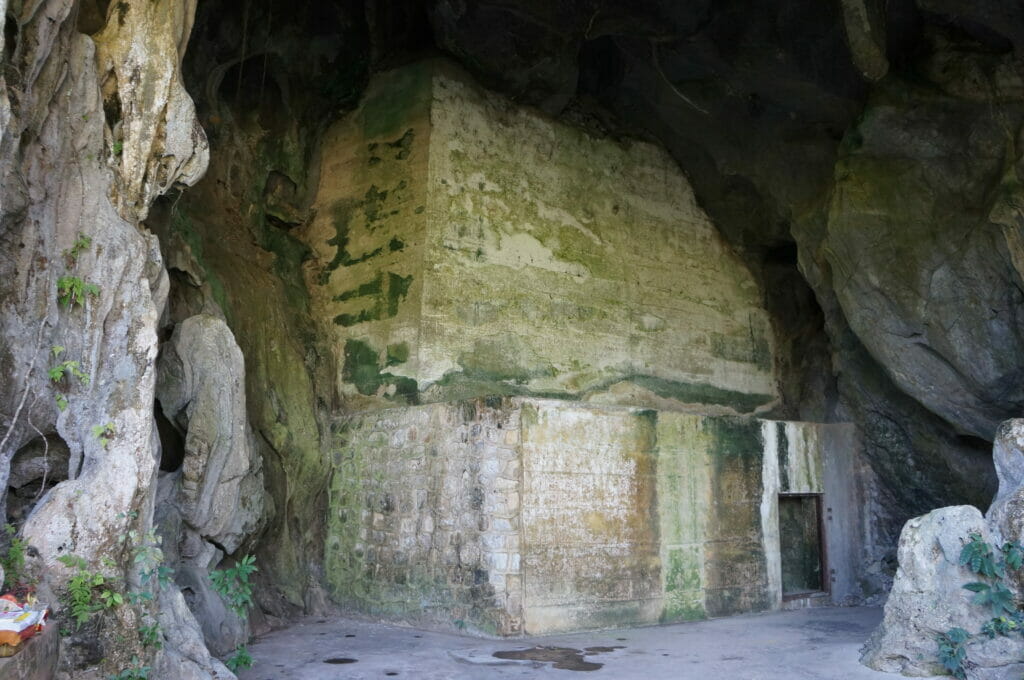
760, 420, 867, 608
302, 61, 777, 413
324, 398, 867, 635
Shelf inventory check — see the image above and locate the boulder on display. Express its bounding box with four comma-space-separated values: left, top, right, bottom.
864, 421, 1024, 677
861, 506, 1020, 676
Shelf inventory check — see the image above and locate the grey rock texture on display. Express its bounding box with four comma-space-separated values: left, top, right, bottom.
156, 313, 265, 655
822, 59, 1024, 442
156, 315, 263, 557
0, 0, 218, 677
864, 421, 1024, 676
861, 506, 1014, 675
987, 420, 1024, 544
153, 586, 234, 679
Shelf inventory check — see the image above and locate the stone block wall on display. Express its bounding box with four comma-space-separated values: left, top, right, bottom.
323, 397, 868, 635
324, 397, 524, 634
301, 60, 777, 414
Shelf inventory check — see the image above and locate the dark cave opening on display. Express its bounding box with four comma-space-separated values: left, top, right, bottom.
155, 399, 185, 473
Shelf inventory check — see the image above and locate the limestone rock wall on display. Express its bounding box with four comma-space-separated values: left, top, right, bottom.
0, 2, 242, 677
302, 62, 778, 414
325, 397, 871, 635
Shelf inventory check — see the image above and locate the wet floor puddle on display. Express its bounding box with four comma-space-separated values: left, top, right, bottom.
492, 645, 624, 671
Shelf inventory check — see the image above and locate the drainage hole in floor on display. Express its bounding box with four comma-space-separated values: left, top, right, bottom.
323, 658, 358, 664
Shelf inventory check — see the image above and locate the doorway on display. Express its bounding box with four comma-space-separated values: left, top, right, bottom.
779, 494, 826, 598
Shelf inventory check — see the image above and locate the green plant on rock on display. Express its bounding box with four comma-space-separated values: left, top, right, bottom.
0, 524, 28, 589
131, 528, 173, 588
108, 657, 150, 680
57, 554, 123, 628
210, 554, 257, 618
936, 533, 1024, 678
225, 645, 253, 672
937, 627, 970, 679
138, 622, 161, 649
56, 275, 100, 308
63, 233, 92, 267
49, 347, 89, 387
91, 422, 116, 448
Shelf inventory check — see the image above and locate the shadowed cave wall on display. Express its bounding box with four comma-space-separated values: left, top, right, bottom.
154, 0, 1015, 619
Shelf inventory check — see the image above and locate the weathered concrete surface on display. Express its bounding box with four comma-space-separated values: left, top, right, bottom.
325, 397, 870, 635
302, 61, 777, 414
236, 607, 923, 680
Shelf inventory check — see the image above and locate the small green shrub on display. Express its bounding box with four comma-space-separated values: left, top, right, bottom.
63, 234, 92, 267
225, 645, 253, 672
937, 627, 970, 679
91, 422, 116, 448
0, 525, 28, 589
56, 276, 100, 308
138, 622, 161, 649
57, 554, 122, 628
49, 347, 90, 386
210, 554, 257, 618
936, 534, 1024, 678
108, 657, 150, 680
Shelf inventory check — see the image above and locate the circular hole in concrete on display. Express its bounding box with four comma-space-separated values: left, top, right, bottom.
324, 658, 358, 664
345, 634, 356, 638
386, 673, 399, 677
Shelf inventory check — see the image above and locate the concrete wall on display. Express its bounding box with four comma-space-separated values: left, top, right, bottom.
760, 420, 868, 608
302, 60, 777, 414
324, 397, 525, 635
324, 398, 868, 635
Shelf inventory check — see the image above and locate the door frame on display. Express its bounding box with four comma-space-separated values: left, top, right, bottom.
779, 492, 829, 600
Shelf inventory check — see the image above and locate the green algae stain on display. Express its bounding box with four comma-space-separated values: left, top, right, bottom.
334, 273, 383, 302
362, 185, 390, 226
629, 375, 773, 413
661, 547, 706, 623
776, 422, 790, 492
322, 200, 382, 278
342, 339, 418, 403
386, 342, 409, 366
169, 209, 230, 317
332, 271, 414, 327
361, 63, 430, 138
701, 417, 771, 616
386, 129, 415, 160
386, 272, 413, 315
704, 417, 763, 473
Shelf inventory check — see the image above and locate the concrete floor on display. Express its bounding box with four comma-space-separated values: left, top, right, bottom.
236, 607, 939, 680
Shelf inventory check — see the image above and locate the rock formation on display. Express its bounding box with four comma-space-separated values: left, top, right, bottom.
863, 420, 1024, 677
